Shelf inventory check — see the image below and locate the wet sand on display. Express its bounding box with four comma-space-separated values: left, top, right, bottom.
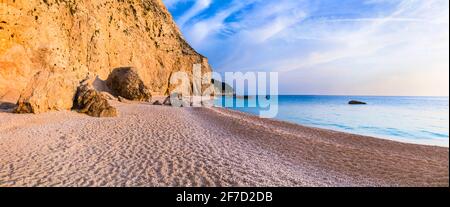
0, 102, 448, 187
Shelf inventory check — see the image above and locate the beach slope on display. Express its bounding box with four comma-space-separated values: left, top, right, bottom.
0, 102, 448, 187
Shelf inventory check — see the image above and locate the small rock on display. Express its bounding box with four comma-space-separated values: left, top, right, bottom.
118, 96, 131, 103
163, 96, 171, 106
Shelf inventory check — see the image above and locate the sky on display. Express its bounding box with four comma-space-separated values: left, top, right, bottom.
162, 0, 449, 96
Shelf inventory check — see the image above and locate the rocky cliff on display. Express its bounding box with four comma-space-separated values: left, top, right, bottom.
0, 0, 212, 110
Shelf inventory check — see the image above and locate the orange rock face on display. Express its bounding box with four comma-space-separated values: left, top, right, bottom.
0, 0, 212, 112
15, 70, 79, 113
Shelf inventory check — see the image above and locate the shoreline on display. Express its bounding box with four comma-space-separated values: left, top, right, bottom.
220, 107, 449, 148
0, 102, 448, 187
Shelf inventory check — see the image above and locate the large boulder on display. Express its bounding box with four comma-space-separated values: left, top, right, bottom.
106, 67, 152, 102
73, 76, 117, 117
15, 71, 78, 114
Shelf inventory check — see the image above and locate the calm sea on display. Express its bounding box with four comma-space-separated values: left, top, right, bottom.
215, 95, 449, 147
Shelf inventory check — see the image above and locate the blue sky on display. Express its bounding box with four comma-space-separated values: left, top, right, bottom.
163, 0, 449, 96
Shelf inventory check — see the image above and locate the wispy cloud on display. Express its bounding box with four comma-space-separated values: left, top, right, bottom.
163, 0, 184, 9
163, 0, 449, 96
177, 0, 212, 27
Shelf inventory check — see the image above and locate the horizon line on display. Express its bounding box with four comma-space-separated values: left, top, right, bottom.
232, 94, 450, 97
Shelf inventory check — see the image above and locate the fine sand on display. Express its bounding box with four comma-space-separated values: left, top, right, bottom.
0, 101, 448, 187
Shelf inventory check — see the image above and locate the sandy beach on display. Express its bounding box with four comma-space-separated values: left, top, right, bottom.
0, 101, 448, 187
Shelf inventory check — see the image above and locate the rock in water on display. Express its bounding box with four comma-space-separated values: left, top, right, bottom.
1, 0, 213, 111
348, 100, 367, 105
106, 67, 152, 102
73, 77, 117, 117
15, 71, 78, 114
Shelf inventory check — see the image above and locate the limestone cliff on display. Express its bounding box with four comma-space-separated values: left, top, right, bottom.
0, 0, 212, 107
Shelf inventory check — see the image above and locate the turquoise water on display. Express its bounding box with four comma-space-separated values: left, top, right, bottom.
215, 96, 449, 147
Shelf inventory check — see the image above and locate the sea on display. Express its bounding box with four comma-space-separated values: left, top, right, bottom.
214, 95, 449, 147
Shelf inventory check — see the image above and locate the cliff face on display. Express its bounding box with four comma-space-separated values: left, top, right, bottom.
0, 0, 212, 104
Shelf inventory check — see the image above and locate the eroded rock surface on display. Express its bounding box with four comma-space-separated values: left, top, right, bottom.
15, 71, 78, 113
106, 67, 152, 102
73, 76, 117, 117
1, 0, 212, 113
